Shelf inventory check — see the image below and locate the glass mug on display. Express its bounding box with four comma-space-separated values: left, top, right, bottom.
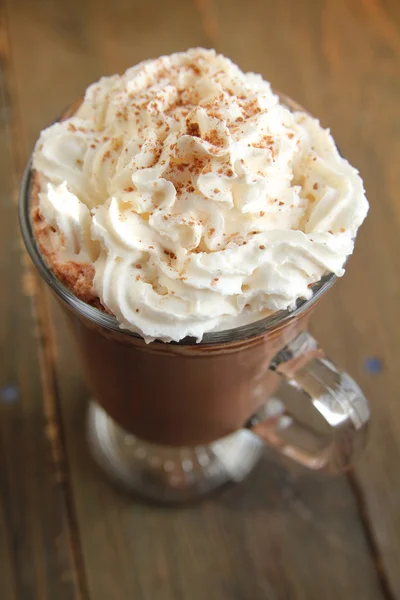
19, 97, 370, 503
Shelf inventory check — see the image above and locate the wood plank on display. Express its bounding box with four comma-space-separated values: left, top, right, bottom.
9, 0, 390, 600
0, 2, 82, 599
0, 11, 18, 596
214, 0, 400, 596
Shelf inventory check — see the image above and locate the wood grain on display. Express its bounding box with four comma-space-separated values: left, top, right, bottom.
2, 0, 400, 598
0, 2, 81, 598
0, 17, 19, 598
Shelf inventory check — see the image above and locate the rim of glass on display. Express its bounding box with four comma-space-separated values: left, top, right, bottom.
19, 159, 336, 345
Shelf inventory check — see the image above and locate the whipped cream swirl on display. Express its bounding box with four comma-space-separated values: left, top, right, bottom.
33, 48, 368, 342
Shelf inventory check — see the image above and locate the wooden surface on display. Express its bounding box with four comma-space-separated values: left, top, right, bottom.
1, 0, 399, 598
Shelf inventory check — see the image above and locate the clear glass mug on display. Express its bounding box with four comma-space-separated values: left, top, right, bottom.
19, 99, 370, 503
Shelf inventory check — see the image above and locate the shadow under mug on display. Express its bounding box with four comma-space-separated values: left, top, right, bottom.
19, 103, 370, 503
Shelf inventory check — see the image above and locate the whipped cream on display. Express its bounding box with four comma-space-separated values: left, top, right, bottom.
33, 48, 368, 342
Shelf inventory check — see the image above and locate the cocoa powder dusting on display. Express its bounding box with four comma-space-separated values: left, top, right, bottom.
204, 129, 224, 147
186, 121, 200, 137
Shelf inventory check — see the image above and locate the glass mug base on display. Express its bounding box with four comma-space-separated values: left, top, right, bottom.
87, 401, 265, 503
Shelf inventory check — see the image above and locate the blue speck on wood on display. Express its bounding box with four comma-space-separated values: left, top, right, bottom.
364, 357, 383, 374
0, 384, 19, 403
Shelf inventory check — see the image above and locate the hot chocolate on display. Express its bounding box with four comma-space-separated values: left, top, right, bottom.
20, 50, 370, 500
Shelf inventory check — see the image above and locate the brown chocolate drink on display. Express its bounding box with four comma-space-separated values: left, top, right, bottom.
60, 296, 312, 446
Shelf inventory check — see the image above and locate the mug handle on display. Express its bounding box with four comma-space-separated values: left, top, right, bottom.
247, 332, 370, 474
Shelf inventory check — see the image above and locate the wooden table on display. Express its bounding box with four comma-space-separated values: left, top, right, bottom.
1, 0, 399, 598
